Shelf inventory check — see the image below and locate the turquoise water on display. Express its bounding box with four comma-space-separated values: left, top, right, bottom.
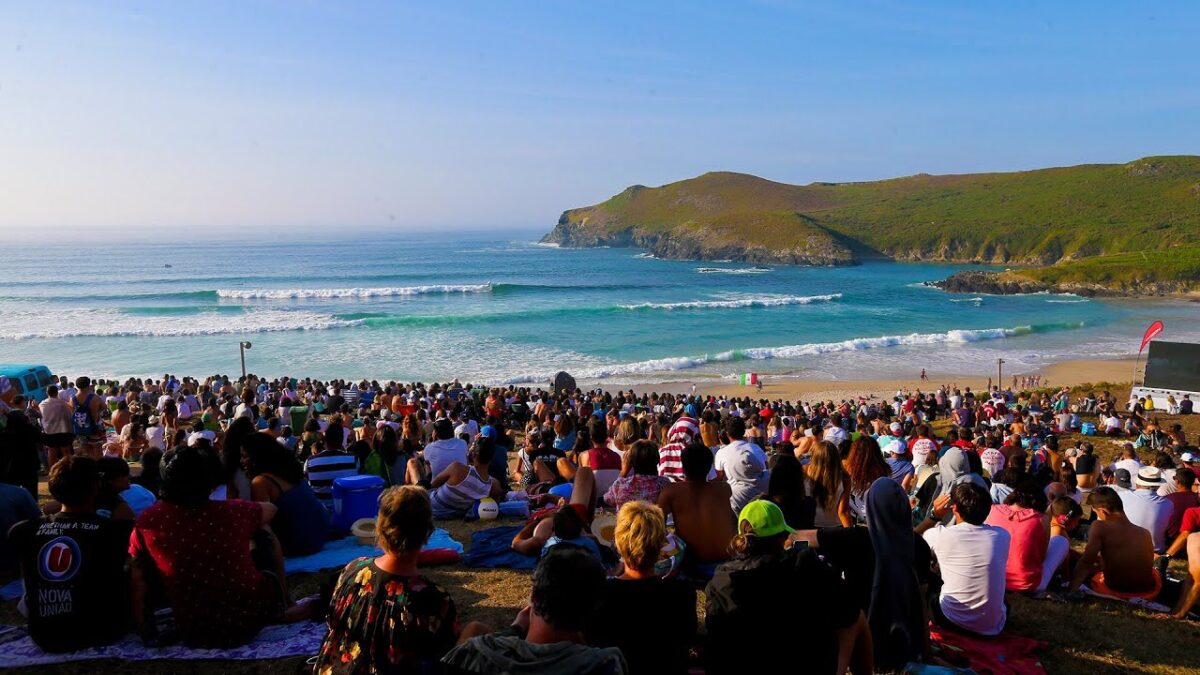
3, 231, 1197, 384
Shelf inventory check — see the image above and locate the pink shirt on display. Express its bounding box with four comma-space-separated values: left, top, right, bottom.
985, 504, 1049, 592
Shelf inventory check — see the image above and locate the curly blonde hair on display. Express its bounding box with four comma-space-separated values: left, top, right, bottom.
376, 485, 434, 554
614, 501, 667, 572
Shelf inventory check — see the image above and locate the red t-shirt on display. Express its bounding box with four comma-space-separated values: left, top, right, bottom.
1179, 507, 1200, 537
130, 500, 276, 647
1166, 492, 1200, 539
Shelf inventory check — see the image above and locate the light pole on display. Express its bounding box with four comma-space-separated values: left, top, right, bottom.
997, 358, 1005, 390
239, 341, 252, 380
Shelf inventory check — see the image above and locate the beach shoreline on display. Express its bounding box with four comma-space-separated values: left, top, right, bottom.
611, 356, 1138, 402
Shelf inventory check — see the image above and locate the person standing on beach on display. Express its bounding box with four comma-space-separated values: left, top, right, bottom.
39, 386, 74, 468
70, 377, 106, 460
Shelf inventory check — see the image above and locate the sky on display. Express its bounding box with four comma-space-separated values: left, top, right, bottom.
0, 1, 1198, 240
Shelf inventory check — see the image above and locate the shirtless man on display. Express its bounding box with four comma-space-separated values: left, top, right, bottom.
657, 441, 737, 567
1067, 487, 1158, 597
1071, 442, 1101, 494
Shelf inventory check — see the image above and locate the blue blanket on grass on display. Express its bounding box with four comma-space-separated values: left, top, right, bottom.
284, 529, 463, 574
462, 525, 537, 571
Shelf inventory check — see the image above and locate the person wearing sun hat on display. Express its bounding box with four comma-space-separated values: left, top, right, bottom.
1117, 466, 1174, 552
704, 498, 871, 674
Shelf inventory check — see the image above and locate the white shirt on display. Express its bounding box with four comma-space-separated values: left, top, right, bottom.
145, 426, 165, 450
715, 439, 769, 514
424, 438, 469, 478
923, 522, 1010, 636
1114, 458, 1142, 476
1118, 488, 1174, 552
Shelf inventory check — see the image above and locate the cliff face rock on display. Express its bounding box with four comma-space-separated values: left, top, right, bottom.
930, 270, 1199, 298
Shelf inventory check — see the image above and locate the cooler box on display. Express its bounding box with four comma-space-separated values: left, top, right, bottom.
332, 475, 386, 530
1080, 422, 1096, 436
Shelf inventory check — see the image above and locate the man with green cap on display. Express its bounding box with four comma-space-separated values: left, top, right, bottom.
704, 500, 873, 674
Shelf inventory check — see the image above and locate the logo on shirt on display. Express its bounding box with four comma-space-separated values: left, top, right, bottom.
37, 537, 81, 582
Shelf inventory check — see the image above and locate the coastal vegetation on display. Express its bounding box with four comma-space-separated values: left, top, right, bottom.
544, 156, 1200, 294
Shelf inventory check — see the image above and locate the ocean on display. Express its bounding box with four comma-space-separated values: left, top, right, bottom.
3, 231, 1198, 386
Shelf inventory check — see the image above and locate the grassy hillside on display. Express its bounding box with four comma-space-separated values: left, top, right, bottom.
1011, 243, 1200, 295
545, 156, 1200, 268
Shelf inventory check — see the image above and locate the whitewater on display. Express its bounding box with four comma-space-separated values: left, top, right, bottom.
3, 232, 1196, 383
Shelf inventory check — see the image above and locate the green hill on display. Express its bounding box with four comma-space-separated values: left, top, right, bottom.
544, 156, 1200, 273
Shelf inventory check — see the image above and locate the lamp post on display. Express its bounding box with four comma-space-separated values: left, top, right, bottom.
239, 341, 252, 380
997, 358, 1005, 391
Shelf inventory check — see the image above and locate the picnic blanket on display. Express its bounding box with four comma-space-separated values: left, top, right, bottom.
0, 621, 326, 667
930, 626, 1046, 675
463, 525, 537, 571
285, 529, 463, 574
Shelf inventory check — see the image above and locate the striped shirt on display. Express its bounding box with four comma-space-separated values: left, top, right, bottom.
304, 451, 359, 508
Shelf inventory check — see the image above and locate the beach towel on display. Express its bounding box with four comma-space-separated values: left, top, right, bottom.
463, 525, 537, 570
930, 626, 1046, 675
284, 529, 463, 574
0, 621, 326, 667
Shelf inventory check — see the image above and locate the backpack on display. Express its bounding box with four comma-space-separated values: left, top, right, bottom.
72, 394, 99, 436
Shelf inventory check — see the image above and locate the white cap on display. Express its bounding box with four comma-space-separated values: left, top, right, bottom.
889, 421, 903, 434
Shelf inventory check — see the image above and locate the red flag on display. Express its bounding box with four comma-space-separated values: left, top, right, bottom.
1140, 321, 1164, 353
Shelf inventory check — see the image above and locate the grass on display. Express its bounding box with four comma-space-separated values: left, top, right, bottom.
1009, 243, 1200, 293
551, 155, 1200, 273
8, 380, 1200, 673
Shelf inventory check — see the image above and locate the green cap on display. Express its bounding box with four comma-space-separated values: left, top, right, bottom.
738, 500, 796, 538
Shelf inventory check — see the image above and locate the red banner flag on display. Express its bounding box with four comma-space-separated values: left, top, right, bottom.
1140, 321, 1164, 353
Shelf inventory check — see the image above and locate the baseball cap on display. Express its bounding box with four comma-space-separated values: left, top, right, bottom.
479, 425, 497, 439
889, 421, 903, 434
1182, 452, 1197, 464
1136, 466, 1165, 488
738, 500, 796, 538
883, 439, 905, 456
1114, 468, 1133, 489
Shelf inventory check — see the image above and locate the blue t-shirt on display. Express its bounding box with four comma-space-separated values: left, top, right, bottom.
885, 457, 915, 484
541, 535, 604, 563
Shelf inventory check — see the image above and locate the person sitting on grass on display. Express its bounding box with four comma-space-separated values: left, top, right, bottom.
984, 475, 1049, 592
243, 431, 330, 556
512, 467, 604, 561
916, 481, 1010, 636
429, 436, 505, 520
604, 440, 669, 510
315, 485, 488, 673
589, 501, 697, 675
1039, 496, 1082, 592
657, 440, 737, 578
441, 546, 628, 675
705, 500, 872, 675
1067, 487, 1159, 600
9, 456, 132, 653
95, 456, 137, 521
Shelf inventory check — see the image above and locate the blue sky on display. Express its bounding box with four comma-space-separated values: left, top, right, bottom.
1, 1, 1197, 238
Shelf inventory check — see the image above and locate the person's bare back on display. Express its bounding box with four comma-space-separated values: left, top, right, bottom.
1088, 518, 1156, 593
658, 480, 736, 563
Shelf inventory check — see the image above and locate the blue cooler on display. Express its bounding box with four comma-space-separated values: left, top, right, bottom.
1080, 422, 1096, 436
332, 475, 386, 531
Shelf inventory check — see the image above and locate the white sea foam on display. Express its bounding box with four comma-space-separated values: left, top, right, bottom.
633, 252, 658, 259
530, 241, 561, 248
496, 323, 1075, 383
694, 267, 773, 274
0, 308, 361, 340
1046, 298, 1089, 304
949, 297, 983, 303
216, 284, 493, 299
620, 293, 841, 311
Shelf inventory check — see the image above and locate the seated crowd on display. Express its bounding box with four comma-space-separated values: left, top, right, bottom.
1, 373, 1199, 673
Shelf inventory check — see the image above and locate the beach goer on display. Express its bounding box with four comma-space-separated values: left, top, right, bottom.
131, 446, 313, 646
9, 456, 132, 652
764, 453, 815, 529
805, 440, 852, 527
429, 436, 505, 520
984, 476, 1049, 592
713, 417, 768, 514
657, 441, 737, 571
845, 435, 891, 521
408, 418, 468, 487
1118, 466, 1174, 552
244, 431, 330, 556
604, 440, 669, 509
304, 439, 359, 511
39, 385, 74, 468
705, 500, 871, 675
71, 376, 107, 459
1039, 496, 1082, 592
1068, 487, 1159, 599
589, 501, 697, 675
95, 456, 137, 521
315, 486, 474, 673
441, 546, 628, 675
0, 477, 40, 577
656, 415, 698, 482
1166, 468, 1200, 541
917, 481, 1010, 636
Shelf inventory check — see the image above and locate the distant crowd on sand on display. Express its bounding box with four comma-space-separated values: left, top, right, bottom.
0, 372, 1198, 674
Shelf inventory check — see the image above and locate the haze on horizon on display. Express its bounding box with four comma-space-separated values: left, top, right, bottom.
1, 1, 1197, 242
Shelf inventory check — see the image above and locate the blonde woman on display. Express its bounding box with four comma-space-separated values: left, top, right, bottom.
590, 501, 697, 674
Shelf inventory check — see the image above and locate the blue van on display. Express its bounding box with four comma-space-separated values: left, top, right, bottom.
0, 364, 54, 402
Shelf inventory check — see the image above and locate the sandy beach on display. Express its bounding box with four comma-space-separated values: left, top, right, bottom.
621, 357, 1139, 402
